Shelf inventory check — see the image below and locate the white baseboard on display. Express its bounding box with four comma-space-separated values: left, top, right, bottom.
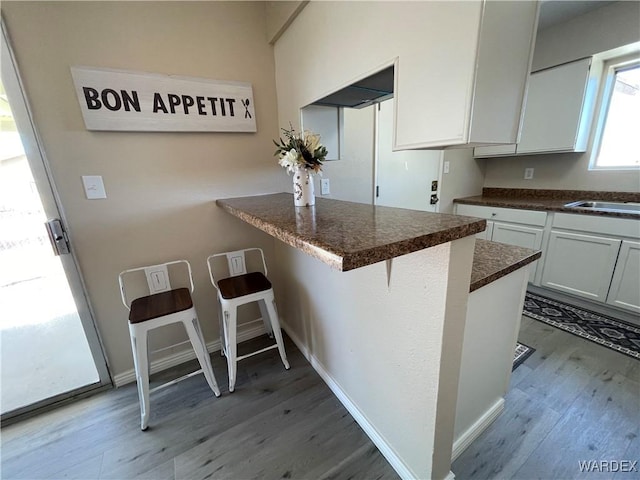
281, 322, 418, 480
451, 397, 505, 462
112, 322, 267, 387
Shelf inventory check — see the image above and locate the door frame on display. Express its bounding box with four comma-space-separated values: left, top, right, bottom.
1, 18, 112, 423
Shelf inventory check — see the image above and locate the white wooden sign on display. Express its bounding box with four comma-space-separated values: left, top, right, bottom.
70, 66, 256, 132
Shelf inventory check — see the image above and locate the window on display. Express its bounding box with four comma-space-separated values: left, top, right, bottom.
590, 57, 640, 170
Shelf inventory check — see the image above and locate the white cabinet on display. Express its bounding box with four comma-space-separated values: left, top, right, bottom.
607, 241, 640, 314
541, 231, 621, 302
540, 213, 638, 305
491, 223, 544, 283
473, 144, 516, 158
455, 204, 545, 283
473, 58, 595, 158
275, 1, 539, 150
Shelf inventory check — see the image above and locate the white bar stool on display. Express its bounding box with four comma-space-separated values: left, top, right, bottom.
118, 259, 220, 430
207, 248, 290, 392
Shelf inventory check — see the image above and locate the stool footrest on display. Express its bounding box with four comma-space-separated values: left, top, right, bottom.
149, 369, 203, 394
236, 344, 278, 362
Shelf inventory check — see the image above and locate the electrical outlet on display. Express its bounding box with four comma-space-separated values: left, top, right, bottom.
524, 167, 534, 180
321, 178, 330, 195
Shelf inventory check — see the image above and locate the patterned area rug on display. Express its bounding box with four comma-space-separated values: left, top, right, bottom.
513, 342, 535, 371
523, 292, 640, 360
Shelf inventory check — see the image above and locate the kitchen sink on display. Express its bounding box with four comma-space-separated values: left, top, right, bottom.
564, 200, 640, 214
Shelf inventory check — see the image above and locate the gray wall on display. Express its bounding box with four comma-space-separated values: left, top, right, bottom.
2, 1, 287, 377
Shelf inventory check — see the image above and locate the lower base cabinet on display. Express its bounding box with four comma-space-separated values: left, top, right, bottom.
541, 230, 621, 302
455, 204, 639, 315
454, 204, 546, 284
606, 240, 640, 313
491, 222, 544, 283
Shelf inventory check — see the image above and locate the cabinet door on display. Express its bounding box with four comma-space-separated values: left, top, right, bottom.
606, 240, 640, 314
541, 230, 621, 302
491, 222, 544, 283
474, 220, 494, 240
517, 58, 591, 154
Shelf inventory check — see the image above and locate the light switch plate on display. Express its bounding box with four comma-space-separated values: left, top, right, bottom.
321, 178, 330, 195
82, 175, 107, 199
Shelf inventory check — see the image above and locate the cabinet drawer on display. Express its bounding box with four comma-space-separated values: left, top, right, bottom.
456, 204, 547, 227
553, 213, 640, 239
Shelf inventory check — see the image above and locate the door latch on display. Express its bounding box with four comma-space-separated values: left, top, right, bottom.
45, 218, 71, 255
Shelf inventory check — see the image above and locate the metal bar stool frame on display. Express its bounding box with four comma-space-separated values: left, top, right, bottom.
119, 259, 220, 430
207, 248, 290, 392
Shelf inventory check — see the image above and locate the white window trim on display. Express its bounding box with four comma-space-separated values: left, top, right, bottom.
589, 53, 640, 171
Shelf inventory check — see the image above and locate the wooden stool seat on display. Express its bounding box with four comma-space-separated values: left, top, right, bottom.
217, 272, 272, 300
129, 288, 193, 323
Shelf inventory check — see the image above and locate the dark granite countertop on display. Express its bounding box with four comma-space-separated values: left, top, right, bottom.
470, 240, 541, 292
454, 188, 640, 219
216, 193, 485, 272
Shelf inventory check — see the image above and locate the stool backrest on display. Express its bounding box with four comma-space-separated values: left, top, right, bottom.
119, 259, 194, 310
207, 248, 267, 292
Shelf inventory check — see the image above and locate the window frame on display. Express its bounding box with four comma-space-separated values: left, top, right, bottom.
589, 54, 640, 171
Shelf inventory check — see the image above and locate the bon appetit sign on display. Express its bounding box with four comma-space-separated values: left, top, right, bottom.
70, 66, 256, 132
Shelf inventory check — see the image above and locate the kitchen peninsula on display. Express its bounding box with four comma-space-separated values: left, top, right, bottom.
217, 193, 541, 478
217, 193, 484, 479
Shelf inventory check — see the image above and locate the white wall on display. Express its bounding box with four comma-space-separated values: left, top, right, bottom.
483, 1, 640, 192
264, 1, 307, 44
2, 1, 287, 377
273, 236, 475, 479
440, 149, 485, 214
320, 106, 375, 204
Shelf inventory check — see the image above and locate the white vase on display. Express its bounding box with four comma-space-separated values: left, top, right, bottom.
292, 166, 315, 207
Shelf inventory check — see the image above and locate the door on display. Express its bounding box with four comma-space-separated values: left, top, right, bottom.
541, 230, 621, 302
516, 58, 591, 154
375, 99, 442, 212
606, 240, 640, 315
491, 222, 544, 283
1, 21, 110, 421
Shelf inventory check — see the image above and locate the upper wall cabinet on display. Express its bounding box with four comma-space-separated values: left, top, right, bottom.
274, 1, 540, 150
474, 57, 597, 158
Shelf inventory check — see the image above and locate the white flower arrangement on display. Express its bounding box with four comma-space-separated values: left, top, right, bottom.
273, 125, 328, 174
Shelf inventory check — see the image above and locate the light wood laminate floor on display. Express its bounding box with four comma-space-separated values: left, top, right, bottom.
1, 335, 399, 480
2, 319, 639, 480
453, 316, 640, 479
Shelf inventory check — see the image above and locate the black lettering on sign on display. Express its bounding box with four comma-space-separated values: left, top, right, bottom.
153, 93, 168, 113
121, 90, 141, 112
83, 87, 101, 110
226, 98, 235, 117
101, 89, 121, 111
167, 94, 181, 114
196, 96, 206, 115
181, 95, 195, 114
207, 97, 218, 115
219, 98, 226, 116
